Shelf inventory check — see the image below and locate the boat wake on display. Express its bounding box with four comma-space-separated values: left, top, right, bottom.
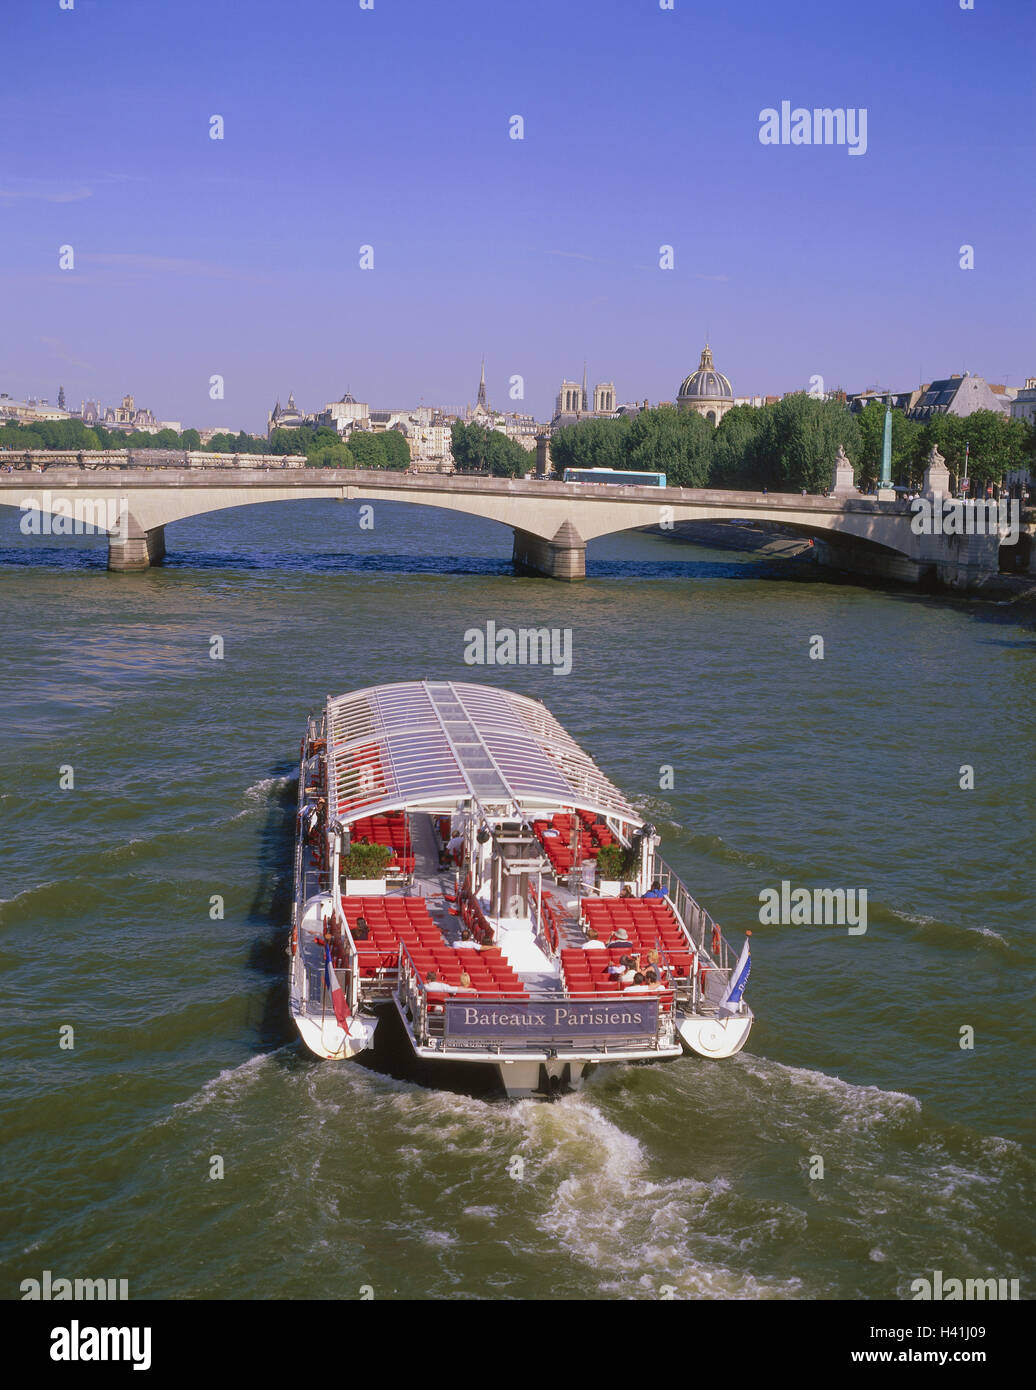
885, 907, 1017, 956
163, 1049, 285, 1122
520, 1095, 806, 1299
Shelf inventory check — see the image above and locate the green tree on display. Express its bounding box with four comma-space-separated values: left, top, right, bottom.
348, 432, 387, 468
310, 445, 356, 468
709, 405, 764, 488
153, 428, 181, 448
378, 429, 411, 470
953, 410, 1031, 487
269, 427, 308, 455
745, 394, 861, 493
548, 416, 629, 474
450, 421, 486, 472
450, 421, 531, 476
181, 429, 201, 450
912, 414, 967, 483
622, 406, 713, 487
485, 429, 533, 477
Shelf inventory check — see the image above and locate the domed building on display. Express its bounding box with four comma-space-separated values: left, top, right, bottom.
676, 344, 733, 425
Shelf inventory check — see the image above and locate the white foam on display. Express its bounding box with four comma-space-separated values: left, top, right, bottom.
736, 1055, 922, 1133
522, 1096, 804, 1298
421, 1230, 457, 1247
973, 926, 1008, 944
0, 878, 59, 908
164, 1049, 279, 1120
243, 774, 295, 804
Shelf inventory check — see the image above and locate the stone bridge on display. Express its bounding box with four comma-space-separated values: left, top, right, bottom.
0, 454, 1017, 586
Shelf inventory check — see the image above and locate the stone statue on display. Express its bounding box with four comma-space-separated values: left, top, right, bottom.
922, 443, 951, 498
830, 443, 857, 494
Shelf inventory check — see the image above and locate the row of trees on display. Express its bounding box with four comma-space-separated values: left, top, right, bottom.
0, 418, 411, 471
450, 421, 534, 478
0, 418, 205, 454
5, 400, 1032, 490
549, 396, 1035, 493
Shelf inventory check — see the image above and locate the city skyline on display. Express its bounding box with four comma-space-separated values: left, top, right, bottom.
2, 0, 1033, 432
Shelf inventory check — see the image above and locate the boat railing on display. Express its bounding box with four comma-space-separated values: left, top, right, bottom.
304, 961, 350, 1019
653, 852, 736, 974
528, 881, 561, 962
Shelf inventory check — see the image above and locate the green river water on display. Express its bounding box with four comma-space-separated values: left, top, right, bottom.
1, 500, 1032, 1300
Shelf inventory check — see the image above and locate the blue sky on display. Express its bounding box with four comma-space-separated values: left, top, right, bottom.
2, 0, 1033, 431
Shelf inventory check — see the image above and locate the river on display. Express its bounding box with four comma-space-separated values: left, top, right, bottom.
1, 499, 1032, 1300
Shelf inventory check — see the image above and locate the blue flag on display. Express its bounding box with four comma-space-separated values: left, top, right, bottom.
720, 941, 751, 1007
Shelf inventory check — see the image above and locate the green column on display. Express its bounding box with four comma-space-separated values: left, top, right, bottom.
880, 403, 892, 487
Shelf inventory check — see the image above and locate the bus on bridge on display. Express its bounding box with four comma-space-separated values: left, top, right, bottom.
562, 467, 666, 487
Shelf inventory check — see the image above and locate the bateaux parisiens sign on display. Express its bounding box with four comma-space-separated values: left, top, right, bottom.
443, 998, 659, 1044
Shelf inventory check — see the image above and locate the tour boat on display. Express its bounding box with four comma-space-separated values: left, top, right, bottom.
287, 680, 753, 1098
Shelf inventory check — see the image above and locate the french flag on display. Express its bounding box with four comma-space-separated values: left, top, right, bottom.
324, 944, 350, 1032
720, 941, 751, 1009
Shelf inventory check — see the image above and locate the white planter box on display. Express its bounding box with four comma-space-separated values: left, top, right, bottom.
343, 878, 386, 896
598, 880, 637, 898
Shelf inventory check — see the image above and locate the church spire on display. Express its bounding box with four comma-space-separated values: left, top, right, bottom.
477, 357, 488, 409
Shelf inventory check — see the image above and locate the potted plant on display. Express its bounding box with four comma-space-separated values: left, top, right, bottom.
340, 842, 392, 895
594, 844, 638, 896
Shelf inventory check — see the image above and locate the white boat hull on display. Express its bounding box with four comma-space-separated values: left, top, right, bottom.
677, 1012, 753, 1059
294, 1011, 378, 1060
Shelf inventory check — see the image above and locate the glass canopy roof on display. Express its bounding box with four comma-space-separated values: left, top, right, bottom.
325, 680, 641, 828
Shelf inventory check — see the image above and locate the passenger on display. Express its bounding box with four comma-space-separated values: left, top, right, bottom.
643, 969, 664, 992
619, 884, 634, 899
620, 956, 640, 984
606, 955, 627, 980
583, 928, 606, 950
458, 968, 473, 991
456, 928, 480, 950
447, 830, 465, 865
352, 915, 369, 941
425, 969, 456, 994
642, 879, 667, 900
624, 972, 652, 993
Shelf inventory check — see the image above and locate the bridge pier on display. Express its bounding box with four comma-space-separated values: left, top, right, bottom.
108, 523, 166, 571
512, 522, 585, 581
